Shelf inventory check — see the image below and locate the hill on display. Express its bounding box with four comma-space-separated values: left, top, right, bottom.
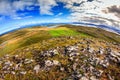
0, 25, 120, 56
0, 25, 120, 80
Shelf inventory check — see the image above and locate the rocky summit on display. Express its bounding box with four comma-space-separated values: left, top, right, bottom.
0, 37, 120, 80
0, 25, 120, 80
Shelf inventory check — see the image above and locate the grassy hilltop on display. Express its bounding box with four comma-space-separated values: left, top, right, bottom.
0, 25, 120, 56
0, 25, 120, 80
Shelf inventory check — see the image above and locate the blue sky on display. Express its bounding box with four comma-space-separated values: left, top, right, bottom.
0, 0, 120, 34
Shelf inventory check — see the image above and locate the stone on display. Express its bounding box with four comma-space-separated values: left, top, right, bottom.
86, 45, 94, 53
75, 58, 79, 62
45, 60, 53, 67
0, 61, 2, 65
11, 71, 15, 75
106, 48, 112, 53
71, 71, 81, 79
15, 55, 19, 57
69, 52, 79, 57
66, 46, 78, 53
60, 67, 65, 71
15, 63, 22, 70
20, 71, 26, 75
81, 48, 86, 52
110, 52, 117, 57
24, 59, 34, 64
94, 58, 100, 65
4, 55, 10, 59
33, 65, 40, 73
107, 74, 114, 80
4, 61, 13, 66
99, 70, 103, 76
93, 70, 103, 77
76, 74, 82, 78
108, 51, 120, 63
89, 48, 94, 53
80, 76, 89, 80
43, 51, 51, 57
53, 60, 60, 65
116, 52, 120, 56
117, 57, 120, 62
86, 45, 90, 50
99, 59, 109, 68
69, 57, 74, 61
90, 76, 98, 80
73, 63, 77, 71
98, 47, 104, 54
49, 50, 55, 56
89, 66, 94, 73
50, 49, 59, 55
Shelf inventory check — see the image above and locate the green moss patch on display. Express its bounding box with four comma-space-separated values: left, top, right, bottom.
48, 27, 79, 37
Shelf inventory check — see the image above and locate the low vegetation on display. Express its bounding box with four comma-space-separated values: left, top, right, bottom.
0, 25, 120, 80
0, 25, 120, 56
48, 27, 79, 37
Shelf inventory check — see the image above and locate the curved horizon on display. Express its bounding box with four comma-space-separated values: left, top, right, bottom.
1, 22, 120, 36
0, 0, 120, 35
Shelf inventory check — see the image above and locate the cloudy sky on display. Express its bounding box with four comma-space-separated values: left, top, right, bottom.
0, 0, 120, 34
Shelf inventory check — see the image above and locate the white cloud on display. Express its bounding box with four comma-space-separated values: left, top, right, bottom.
0, 1, 15, 16
51, 18, 70, 23
0, 0, 120, 29
55, 13, 63, 17
0, 0, 35, 19
59, 0, 120, 28
12, 15, 33, 20
0, 0, 58, 18
38, 0, 57, 15
12, 1, 34, 11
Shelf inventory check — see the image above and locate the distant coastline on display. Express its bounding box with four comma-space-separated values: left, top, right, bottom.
0, 22, 120, 36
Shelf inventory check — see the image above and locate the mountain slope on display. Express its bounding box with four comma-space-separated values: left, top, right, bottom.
0, 25, 120, 56
0, 25, 120, 80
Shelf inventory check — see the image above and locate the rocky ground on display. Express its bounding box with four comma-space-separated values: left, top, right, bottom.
0, 37, 120, 80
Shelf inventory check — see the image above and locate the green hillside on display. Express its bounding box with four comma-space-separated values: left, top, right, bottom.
0, 25, 120, 80
0, 25, 120, 56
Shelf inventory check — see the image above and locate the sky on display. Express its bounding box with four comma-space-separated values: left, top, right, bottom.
0, 0, 120, 34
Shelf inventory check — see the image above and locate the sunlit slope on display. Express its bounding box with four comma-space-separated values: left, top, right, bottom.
0, 25, 120, 56
63, 25, 120, 43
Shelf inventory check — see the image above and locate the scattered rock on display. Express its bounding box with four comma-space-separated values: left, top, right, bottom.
90, 76, 98, 80
0, 38, 119, 80
33, 65, 40, 73
20, 71, 26, 75
53, 60, 60, 66
45, 60, 53, 67
80, 76, 89, 80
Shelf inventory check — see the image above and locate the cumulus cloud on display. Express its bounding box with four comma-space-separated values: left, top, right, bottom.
0, 0, 120, 29
55, 13, 63, 17
104, 5, 120, 18
0, 0, 35, 19
38, 0, 57, 15
0, 1, 15, 16
107, 5, 120, 13
0, 0, 58, 18
12, 1, 34, 11
59, 0, 120, 28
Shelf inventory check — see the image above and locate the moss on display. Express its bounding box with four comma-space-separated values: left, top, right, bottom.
49, 28, 79, 37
